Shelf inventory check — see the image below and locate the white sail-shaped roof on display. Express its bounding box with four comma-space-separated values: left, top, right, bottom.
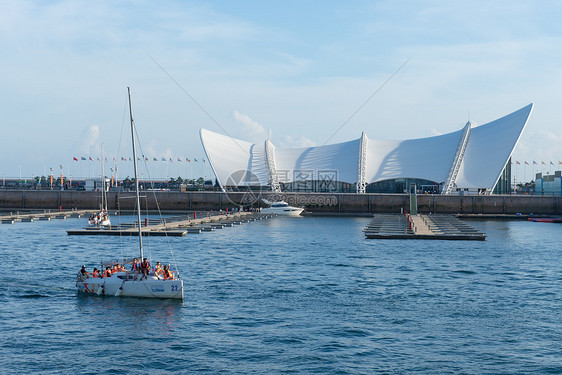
455, 104, 533, 189
274, 139, 360, 184
200, 104, 533, 193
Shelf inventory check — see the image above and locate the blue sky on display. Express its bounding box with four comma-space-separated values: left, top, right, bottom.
1, 0, 561, 181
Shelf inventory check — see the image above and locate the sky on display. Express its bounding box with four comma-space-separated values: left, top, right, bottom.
1, 0, 562, 182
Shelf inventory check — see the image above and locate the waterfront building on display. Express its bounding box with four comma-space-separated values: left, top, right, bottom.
535, 171, 562, 196
201, 104, 533, 195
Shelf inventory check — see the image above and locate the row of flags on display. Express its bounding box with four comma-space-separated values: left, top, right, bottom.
72, 156, 206, 163
512, 161, 561, 165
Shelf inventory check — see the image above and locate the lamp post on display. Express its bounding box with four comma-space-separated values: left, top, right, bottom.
60, 165, 64, 191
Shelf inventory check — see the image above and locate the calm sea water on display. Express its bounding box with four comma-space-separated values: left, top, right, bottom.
0, 214, 561, 374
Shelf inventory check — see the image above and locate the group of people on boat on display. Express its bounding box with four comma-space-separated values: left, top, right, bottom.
77, 258, 175, 282
88, 210, 109, 225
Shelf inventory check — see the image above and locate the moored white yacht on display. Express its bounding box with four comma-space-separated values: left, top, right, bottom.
261, 199, 304, 216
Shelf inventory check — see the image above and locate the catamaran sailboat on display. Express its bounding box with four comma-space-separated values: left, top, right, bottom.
76, 87, 184, 299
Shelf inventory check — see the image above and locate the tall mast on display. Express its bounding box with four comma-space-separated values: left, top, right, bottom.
100, 143, 105, 211
128, 87, 144, 260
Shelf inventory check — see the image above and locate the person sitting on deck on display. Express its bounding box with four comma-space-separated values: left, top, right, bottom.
163, 265, 174, 280
102, 266, 112, 278
77, 265, 90, 281
92, 268, 100, 278
152, 262, 163, 279
130, 259, 140, 280
140, 258, 150, 280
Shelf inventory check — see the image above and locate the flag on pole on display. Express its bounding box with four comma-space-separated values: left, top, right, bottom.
559, 161, 562, 165
145, 157, 149, 161
524, 161, 529, 165
81, 157, 86, 160
202, 158, 206, 163
550, 161, 554, 165
169, 158, 173, 162
194, 158, 198, 162
73, 157, 78, 161
516, 161, 520, 165
187, 158, 190, 162
161, 157, 166, 161
542, 161, 546, 165
153, 157, 157, 161
89, 157, 93, 161
533, 161, 537, 165
178, 157, 181, 162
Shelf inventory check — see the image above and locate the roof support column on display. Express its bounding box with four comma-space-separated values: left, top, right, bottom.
442, 121, 472, 194
357, 132, 368, 194
265, 139, 282, 193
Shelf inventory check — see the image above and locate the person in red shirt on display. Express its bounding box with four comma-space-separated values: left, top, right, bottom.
140, 258, 150, 280
102, 266, 112, 278
163, 265, 174, 280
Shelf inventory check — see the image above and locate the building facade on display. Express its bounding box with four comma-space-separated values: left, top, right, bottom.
535, 171, 562, 196
201, 104, 533, 195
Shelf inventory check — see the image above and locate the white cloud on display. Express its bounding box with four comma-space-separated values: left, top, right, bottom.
279, 135, 317, 148
233, 110, 268, 143
514, 129, 562, 164
74, 125, 100, 155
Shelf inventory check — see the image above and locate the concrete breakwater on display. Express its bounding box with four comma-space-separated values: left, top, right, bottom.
0, 190, 561, 215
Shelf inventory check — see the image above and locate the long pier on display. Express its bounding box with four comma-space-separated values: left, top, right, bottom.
66, 211, 275, 237
1, 209, 98, 224
364, 213, 486, 240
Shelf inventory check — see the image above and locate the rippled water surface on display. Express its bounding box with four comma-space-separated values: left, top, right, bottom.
1, 215, 561, 374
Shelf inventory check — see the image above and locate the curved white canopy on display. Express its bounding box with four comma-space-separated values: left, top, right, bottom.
200, 104, 533, 193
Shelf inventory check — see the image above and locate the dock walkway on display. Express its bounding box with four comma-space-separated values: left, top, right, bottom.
67, 211, 275, 236
1, 209, 98, 224
364, 214, 486, 240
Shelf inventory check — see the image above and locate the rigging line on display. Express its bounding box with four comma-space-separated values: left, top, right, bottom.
132, 118, 180, 276
321, 53, 415, 147
147, 53, 250, 157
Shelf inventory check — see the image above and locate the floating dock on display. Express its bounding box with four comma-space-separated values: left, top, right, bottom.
364, 213, 486, 240
0, 209, 98, 224
66, 211, 275, 237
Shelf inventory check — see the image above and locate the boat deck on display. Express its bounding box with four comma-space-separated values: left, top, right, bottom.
1, 209, 98, 224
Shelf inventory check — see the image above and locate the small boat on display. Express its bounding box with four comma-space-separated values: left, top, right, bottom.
88, 144, 111, 226
76, 87, 184, 299
261, 199, 304, 216
528, 217, 562, 223
88, 209, 110, 226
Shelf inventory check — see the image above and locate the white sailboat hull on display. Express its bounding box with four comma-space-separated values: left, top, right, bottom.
77, 273, 183, 299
